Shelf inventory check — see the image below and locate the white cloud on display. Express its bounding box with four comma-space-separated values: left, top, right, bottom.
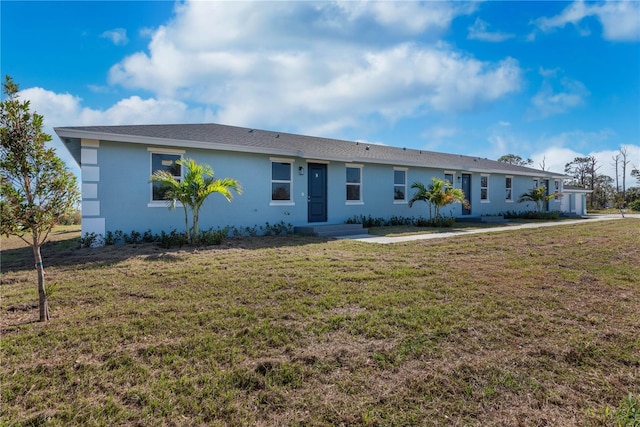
19, 87, 211, 127
100, 28, 129, 46
422, 125, 459, 140
336, 1, 477, 35
468, 18, 515, 42
17, 87, 214, 175
532, 0, 640, 41
107, 0, 521, 135
529, 70, 589, 119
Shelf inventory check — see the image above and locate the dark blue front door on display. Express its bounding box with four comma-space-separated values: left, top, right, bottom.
461, 173, 471, 215
543, 179, 550, 211
308, 163, 327, 222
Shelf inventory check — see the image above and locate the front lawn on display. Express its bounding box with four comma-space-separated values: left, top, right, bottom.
1, 219, 639, 426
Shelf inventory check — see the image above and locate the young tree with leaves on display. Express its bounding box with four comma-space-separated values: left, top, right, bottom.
151, 157, 242, 243
1, 75, 80, 321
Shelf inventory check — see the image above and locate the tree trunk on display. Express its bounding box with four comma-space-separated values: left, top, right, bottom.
33, 244, 50, 322
182, 205, 190, 243
193, 209, 199, 243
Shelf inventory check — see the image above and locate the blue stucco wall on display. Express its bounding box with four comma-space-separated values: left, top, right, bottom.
83, 140, 561, 237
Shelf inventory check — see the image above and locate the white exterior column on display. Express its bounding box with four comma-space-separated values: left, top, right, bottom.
80, 139, 105, 239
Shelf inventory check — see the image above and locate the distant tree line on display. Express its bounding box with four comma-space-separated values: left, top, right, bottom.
499, 149, 640, 211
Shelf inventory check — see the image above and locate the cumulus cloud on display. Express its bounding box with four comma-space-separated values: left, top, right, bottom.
107, 0, 520, 135
468, 18, 515, 42
17, 87, 214, 175
532, 0, 640, 41
529, 69, 589, 119
19, 87, 211, 127
100, 28, 129, 46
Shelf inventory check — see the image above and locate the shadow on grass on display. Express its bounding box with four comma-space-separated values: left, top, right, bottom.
1, 234, 336, 273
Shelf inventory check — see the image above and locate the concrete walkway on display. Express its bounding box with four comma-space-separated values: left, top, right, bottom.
338, 214, 640, 244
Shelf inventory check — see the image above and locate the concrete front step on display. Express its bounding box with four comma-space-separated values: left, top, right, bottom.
294, 223, 368, 237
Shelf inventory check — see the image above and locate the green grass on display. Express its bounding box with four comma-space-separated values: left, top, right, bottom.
1, 219, 639, 426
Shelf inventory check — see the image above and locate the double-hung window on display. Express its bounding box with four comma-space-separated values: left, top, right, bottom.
271, 158, 294, 205
149, 148, 184, 206
505, 176, 513, 202
346, 164, 363, 204
480, 174, 490, 202
394, 168, 407, 203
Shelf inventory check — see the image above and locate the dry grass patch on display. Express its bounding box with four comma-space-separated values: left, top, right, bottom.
1, 219, 639, 426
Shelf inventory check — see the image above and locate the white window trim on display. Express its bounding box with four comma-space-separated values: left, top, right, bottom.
393, 167, 408, 204
270, 157, 295, 206
148, 148, 185, 208
505, 175, 514, 203
480, 173, 490, 203
346, 163, 364, 205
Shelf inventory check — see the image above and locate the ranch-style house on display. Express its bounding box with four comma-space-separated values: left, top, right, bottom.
54, 123, 569, 238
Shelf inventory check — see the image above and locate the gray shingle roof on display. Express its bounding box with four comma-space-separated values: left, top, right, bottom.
55, 123, 564, 177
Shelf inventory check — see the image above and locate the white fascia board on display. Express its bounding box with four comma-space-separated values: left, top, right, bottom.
466, 168, 566, 179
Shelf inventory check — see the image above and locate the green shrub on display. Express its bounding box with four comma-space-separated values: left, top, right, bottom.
503, 210, 560, 220
413, 216, 456, 227
629, 199, 640, 212
159, 230, 188, 249
346, 215, 413, 227
79, 232, 102, 248
198, 227, 228, 245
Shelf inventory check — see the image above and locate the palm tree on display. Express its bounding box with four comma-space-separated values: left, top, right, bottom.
151, 158, 242, 243
517, 185, 554, 213
408, 181, 434, 219
409, 177, 467, 220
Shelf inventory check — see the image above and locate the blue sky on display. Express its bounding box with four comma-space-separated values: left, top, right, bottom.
2, 0, 639, 184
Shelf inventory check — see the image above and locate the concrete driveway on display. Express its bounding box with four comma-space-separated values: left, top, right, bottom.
339, 214, 640, 244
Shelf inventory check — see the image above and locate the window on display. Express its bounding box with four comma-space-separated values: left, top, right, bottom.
444, 172, 454, 187
394, 168, 407, 202
346, 164, 363, 203
150, 151, 182, 203
480, 174, 489, 202
271, 159, 293, 204
533, 179, 539, 188
505, 176, 513, 202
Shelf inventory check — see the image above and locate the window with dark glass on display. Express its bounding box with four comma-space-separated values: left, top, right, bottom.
394, 170, 406, 201
346, 167, 362, 201
271, 161, 292, 201
444, 173, 454, 187
151, 153, 181, 201
480, 175, 489, 201
505, 177, 513, 201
